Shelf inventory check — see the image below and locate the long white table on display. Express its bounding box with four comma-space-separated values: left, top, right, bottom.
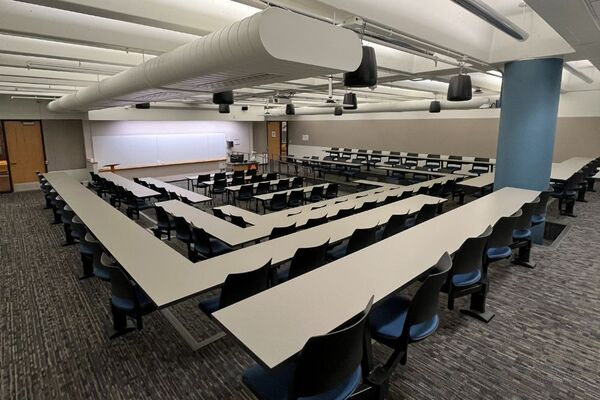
141, 177, 211, 204
353, 179, 403, 189
214, 187, 540, 369
99, 172, 159, 198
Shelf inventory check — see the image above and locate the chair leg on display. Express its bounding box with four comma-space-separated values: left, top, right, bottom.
106, 304, 136, 339
512, 239, 536, 268
62, 224, 76, 246
79, 254, 94, 280
460, 283, 495, 323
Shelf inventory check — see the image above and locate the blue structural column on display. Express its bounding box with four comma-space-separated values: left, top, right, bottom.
494, 57, 563, 242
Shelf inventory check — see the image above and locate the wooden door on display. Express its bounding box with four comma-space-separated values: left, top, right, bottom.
267, 121, 281, 159
4, 121, 46, 184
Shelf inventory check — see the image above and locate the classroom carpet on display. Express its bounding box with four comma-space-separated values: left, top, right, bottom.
0, 188, 598, 399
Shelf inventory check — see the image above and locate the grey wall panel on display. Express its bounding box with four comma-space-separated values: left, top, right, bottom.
42, 119, 86, 171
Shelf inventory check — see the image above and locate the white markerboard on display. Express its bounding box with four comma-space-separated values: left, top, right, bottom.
92, 133, 226, 168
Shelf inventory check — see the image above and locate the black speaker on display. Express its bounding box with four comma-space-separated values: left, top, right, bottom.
447, 75, 472, 101
218, 104, 230, 114
334, 106, 343, 116
135, 103, 150, 109
285, 103, 295, 115
343, 46, 377, 87
343, 92, 358, 110
429, 100, 441, 113
213, 90, 234, 105
241, 105, 249, 111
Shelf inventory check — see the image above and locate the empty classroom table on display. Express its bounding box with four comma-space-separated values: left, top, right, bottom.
213, 186, 540, 369
458, 172, 495, 196
550, 157, 594, 181
141, 177, 211, 204
353, 179, 403, 189
99, 172, 159, 198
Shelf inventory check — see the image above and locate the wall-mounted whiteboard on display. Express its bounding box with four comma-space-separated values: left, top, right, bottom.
92, 133, 226, 168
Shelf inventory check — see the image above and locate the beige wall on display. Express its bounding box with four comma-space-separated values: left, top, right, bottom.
42, 119, 86, 171
252, 121, 267, 153
288, 117, 600, 161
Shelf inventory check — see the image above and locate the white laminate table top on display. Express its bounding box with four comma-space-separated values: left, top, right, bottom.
99, 172, 159, 198
458, 172, 495, 188
550, 157, 594, 181
141, 177, 211, 203
353, 179, 403, 188
214, 186, 540, 369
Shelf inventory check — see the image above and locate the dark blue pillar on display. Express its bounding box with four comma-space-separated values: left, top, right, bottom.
494, 57, 563, 243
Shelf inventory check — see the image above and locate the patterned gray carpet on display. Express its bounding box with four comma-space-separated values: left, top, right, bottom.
0, 188, 598, 399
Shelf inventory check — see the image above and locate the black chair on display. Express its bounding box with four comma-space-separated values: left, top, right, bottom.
243, 298, 373, 400
303, 215, 329, 229
552, 173, 581, 217
233, 170, 245, 179
486, 210, 522, 269
154, 206, 175, 239
330, 206, 355, 221
212, 208, 228, 220
367, 150, 383, 167
406, 202, 438, 227
327, 225, 379, 261
439, 155, 463, 173
442, 226, 494, 322
311, 204, 327, 211
230, 215, 249, 228
247, 169, 257, 177
191, 226, 232, 259
277, 240, 330, 283
384, 151, 401, 166
306, 185, 324, 203
269, 223, 297, 240
174, 216, 194, 259
469, 157, 491, 175
107, 265, 155, 338
199, 260, 272, 314
531, 189, 553, 226
214, 172, 226, 181
211, 179, 227, 202
236, 184, 254, 208
60, 205, 76, 245
511, 200, 540, 268
231, 176, 245, 186
340, 148, 353, 160
124, 191, 152, 220
291, 176, 304, 189
400, 152, 419, 169
255, 181, 271, 196
79, 231, 101, 280
398, 191, 413, 200
382, 194, 399, 205
251, 174, 264, 183
267, 193, 287, 212
355, 149, 368, 163
424, 154, 441, 170
414, 186, 429, 196
356, 200, 378, 214
367, 253, 451, 368
376, 213, 409, 241
276, 179, 290, 192
324, 183, 338, 199
265, 172, 278, 181
94, 251, 116, 282
287, 189, 304, 208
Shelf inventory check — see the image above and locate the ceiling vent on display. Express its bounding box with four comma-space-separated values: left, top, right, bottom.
48, 8, 362, 112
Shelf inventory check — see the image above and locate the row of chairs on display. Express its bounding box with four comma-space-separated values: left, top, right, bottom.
551, 159, 599, 217
232, 177, 306, 209
194, 171, 278, 196
132, 178, 196, 205
89, 173, 154, 219
258, 183, 338, 212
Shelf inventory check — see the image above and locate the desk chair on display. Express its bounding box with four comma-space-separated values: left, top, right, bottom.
251, 174, 264, 183
384, 151, 401, 166
154, 206, 175, 240
398, 191, 413, 201
230, 215, 249, 228
406, 203, 438, 227
355, 149, 368, 163
439, 155, 463, 173
211, 179, 227, 202
511, 200, 540, 269
382, 194, 399, 205
442, 226, 494, 322
552, 173, 581, 217
377, 213, 409, 241
191, 227, 232, 260
425, 154, 441, 170
486, 210, 522, 271
291, 176, 304, 189
79, 231, 101, 280
269, 223, 297, 240
60, 205, 76, 245
242, 298, 373, 400
236, 184, 254, 208
133, 177, 144, 186
276, 179, 290, 192
367, 150, 383, 167
70, 215, 86, 243
324, 183, 339, 199
124, 191, 152, 219
414, 186, 429, 196
312, 203, 327, 211
256, 181, 270, 196
428, 182, 443, 197
231, 176, 245, 186
167, 191, 179, 201
51, 196, 65, 224
107, 265, 155, 338
400, 152, 419, 169
266, 172, 278, 181
247, 169, 258, 177
195, 174, 211, 194
287, 189, 304, 208
174, 216, 194, 259
327, 225, 378, 261
277, 240, 330, 283
531, 189, 553, 226
356, 200, 378, 213
214, 172, 226, 181
469, 157, 491, 175
267, 193, 287, 212
94, 251, 116, 282
329, 147, 340, 158
330, 206, 355, 221
233, 170, 245, 179
303, 215, 329, 229
199, 260, 271, 314
154, 186, 170, 202
306, 185, 324, 203
340, 148, 353, 160
212, 208, 228, 221
367, 253, 451, 369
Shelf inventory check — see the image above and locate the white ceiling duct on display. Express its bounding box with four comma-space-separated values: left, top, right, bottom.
48, 7, 362, 113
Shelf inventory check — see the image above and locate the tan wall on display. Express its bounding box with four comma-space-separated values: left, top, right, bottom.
42, 119, 86, 171
288, 117, 600, 161
252, 121, 267, 153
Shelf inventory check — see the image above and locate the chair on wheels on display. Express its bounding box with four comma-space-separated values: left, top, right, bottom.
441, 226, 494, 322
277, 240, 330, 283
376, 213, 409, 241
327, 225, 379, 261
199, 260, 272, 314
154, 206, 175, 239
174, 216, 194, 259
367, 253, 451, 369
510, 200, 540, 269
107, 265, 156, 338
242, 298, 373, 400
191, 227, 232, 260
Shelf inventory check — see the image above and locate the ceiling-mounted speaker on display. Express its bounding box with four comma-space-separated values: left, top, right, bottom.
218, 104, 230, 114
343, 46, 377, 87
334, 106, 343, 116
285, 103, 295, 115
343, 92, 358, 110
447, 75, 472, 101
135, 103, 150, 109
429, 100, 441, 113
213, 90, 234, 105
241, 105, 249, 111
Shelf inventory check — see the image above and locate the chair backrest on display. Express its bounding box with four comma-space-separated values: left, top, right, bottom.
415, 186, 429, 195
310, 185, 324, 199
514, 200, 539, 231
356, 200, 378, 213
447, 155, 463, 169
247, 169, 257, 177
383, 194, 399, 205
212, 208, 227, 220
450, 226, 492, 282
197, 174, 211, 183
472, 157, 490, 171
233, 170, 245, 178
399, 191, 413, 200
291, 297, 373, 399
304, 215, 328, 229
214, 172, 226, 180
230, 215, 248, 228
426, 154, 441, 167
311, 203, 327, 211
269, 223, 297, 240
174, 216, 192, 241
332, 207, 355, 220
415, 203, 438, 225
291, 176, 304, 188
108, 265, 136, 302
239, 184, 254, 199
325, 183, 338, 198
266, 172, 278, 181
168, 192, 179, 200
155, 206, 170, 228
277, 179, 290, 191
213, 179, 227, 190
192, 226, 212, 256
488, 210, 522, 249
256, 181, 270, 194
346, 225, 379, 255
181, 196, 193, 205
271, 192, 287, 207
534, 189, 553, 216
405, 253, 452, 334
288, 240, 330, 279
231, 176, 245, 186
389, 151, 401, 160
428, 182, 443, 196
251, 174, 263, 183
381, 213, 409, 239
219, 260, 272, 308
133, 177, 141, 184
564, 172, 583, 192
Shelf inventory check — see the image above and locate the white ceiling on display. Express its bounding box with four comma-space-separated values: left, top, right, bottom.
0, 0, 597, 111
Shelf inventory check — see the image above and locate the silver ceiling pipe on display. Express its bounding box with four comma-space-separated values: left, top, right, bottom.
451, 0, 529, 41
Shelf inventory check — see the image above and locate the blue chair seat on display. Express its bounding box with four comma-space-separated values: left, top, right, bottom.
452, 270, 481, 287
368, 295, 439, 341
552, 190, 576, 198
198, 296, 220, 314
209, 238, 232, 256
486, 246, 512, 260
513, 229, 531, 239
405, 216, 416, 228
326, 242, 348, 260
531, 214, 545, 225
112, 289, 153, 312
94, 266, 111, 281
243, 362, 361, 400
